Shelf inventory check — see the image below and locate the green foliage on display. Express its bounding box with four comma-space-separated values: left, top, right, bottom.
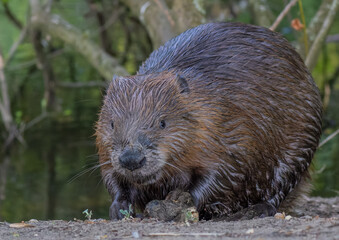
63, 109, 72, 117
184, 208, 198, 223
82, 209, 93, 220
313, 133, 339, 197
312, 44, 339, 90
40, 99, 47, 112
15, 110, 22, 124
119, 204, 133, 220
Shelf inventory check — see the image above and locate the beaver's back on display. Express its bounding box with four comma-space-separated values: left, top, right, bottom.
139, 22, 312, 87
138, 22, 321, 129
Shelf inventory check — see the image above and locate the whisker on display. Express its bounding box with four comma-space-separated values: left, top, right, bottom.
96, 176, 106, 188
158, 159, 183, 174
85, 153, 99, 159
161, 168, 173, 184
67, 160, 111, 183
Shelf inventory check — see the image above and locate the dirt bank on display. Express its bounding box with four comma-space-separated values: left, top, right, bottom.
1, 197, 338, 240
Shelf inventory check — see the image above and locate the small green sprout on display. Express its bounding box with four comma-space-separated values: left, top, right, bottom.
185, 211, 194, 221
82, 209, 93, 220
13, 233, 20, 237
119, 204, 133, 220
184, 207, 199, 225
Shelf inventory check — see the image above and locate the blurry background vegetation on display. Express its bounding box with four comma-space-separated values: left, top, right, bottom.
0, 0, 338, 222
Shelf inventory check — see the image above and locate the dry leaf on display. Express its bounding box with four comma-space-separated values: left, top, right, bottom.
84, 220, 95, 224
274, 212, 286, 219
9, 222, 35, 228
285, 215, 292, 220
291, 19, 304, 31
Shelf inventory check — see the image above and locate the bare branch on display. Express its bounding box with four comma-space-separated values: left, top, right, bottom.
0, 52, 12, 130
5, 26, 29, 66
7, 49, 64, 71
31, 30, 56, 110
0, 51, 24, 151
44, 0, 54, 13
124, 0, 204, 49
248, 0, 274, 27
305, 0, 339, 71
124, 0, 176, 48
154, 0, 175, 27
87, 0, 114, 56
319, 128, 339, 148
270, 0, 298, 31
308, 0, 334, 47
2, 2, 23, 29
29, 0, 128, 79
24, 111, 49, 130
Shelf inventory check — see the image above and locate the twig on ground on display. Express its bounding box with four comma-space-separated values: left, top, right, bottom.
146, 232, 229, 237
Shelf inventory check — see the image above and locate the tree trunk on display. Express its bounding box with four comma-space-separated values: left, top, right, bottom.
124, 0, 204, 49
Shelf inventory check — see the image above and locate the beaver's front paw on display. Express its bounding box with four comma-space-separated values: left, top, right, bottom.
109, 199, 132, 220
144, 190, 196, 222
165, 190, 194, 206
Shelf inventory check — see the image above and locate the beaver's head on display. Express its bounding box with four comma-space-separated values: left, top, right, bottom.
96, 71, 195, 185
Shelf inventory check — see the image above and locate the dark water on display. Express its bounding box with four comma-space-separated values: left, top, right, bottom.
0, 122, 338, 222
0, 122, 109, 222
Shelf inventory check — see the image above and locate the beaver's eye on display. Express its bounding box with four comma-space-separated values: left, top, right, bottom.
110, 121, 114, 129
159, 120, 166, 129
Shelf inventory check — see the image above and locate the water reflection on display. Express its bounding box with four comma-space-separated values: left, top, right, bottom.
0, 122, 109, 222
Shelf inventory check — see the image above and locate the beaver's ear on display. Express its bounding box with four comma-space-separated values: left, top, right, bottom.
108, 74, 125, 92
111, 74, 127, 87
176, 74, 190, 94
112, 74, 119, 84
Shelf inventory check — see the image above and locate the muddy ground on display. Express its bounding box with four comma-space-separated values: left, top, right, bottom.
1, 197, 338, 240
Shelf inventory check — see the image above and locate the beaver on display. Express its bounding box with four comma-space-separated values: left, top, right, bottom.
95, 22, 322, 220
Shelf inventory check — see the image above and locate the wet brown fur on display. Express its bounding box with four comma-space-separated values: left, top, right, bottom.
95, 22, 322, 220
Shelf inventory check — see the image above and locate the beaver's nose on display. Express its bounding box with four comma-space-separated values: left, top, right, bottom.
119, 148, 146, 171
